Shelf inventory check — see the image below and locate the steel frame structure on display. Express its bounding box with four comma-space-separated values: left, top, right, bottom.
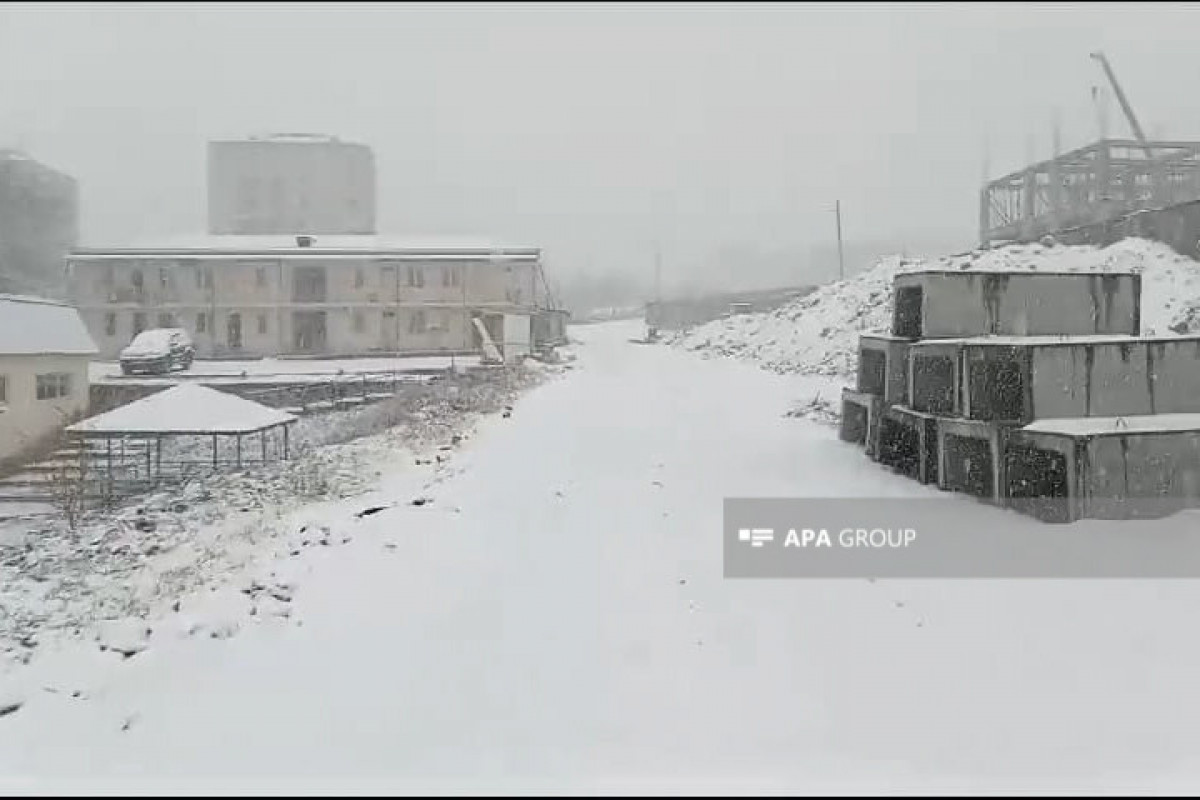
980, 139, 1200, 247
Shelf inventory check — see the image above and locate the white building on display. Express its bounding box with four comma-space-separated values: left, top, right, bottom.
0, 295, 97, 466
207, 134, 376, 235
66, 234, 552, 360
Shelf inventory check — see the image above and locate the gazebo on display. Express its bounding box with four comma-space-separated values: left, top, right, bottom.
64, 383, 298, 497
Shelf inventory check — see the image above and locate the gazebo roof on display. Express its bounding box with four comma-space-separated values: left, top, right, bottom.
66, 383, 297, 437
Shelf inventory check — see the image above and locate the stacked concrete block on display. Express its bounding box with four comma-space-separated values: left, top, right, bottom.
1008, 415, 1200, 522
844, 266, 1200, 521
890, 271, 1141, 339
840, 333, 912, 457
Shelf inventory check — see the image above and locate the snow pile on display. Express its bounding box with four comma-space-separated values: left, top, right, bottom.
673, 238, 1200, 381
670, 255, 906, 379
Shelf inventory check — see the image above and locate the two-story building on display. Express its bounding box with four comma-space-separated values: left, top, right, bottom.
66, 234, 552, 360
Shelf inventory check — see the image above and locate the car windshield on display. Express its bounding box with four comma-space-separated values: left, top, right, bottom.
126, 329, 174, 352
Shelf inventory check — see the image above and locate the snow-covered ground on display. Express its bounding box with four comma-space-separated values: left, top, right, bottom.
3, 320, 1200, 792
89, 355, 482, 384
672, 238, 1200, 385
0, 366, 548, 669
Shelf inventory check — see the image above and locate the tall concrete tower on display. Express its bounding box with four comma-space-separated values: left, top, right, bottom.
207, 133, 376, 235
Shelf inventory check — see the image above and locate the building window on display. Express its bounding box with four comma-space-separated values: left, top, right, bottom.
35, 373, 71, 401
132, 312, 147, 336
380, 264, 396, 291
0, 375, 7, 405
258, 314, 268, 335
292, 266, 327, 302
195, 266, 213, 290
355, 268, 364, 289
105, 312, 117, 337
196, 312, 208, 334
256, 266, 267, 288
227, 312, 242, 349
407, 265, 425, 288
408, 309, 427, 334
131, 269, 144, 292
159, 266, 170, 289
158, 312, 175, 328
353, 311, 365, 333
443, 265, 462, 288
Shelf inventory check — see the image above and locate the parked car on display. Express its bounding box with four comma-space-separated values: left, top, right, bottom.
119, 328, 195, 375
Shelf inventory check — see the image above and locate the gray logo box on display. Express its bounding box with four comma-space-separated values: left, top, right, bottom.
724, 498, 1200, 578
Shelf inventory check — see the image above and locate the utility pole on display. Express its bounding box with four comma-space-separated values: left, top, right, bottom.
1052, 108, 1062, 158
461, 262, 469, 368
834, 200, 845, 281
654, 243, 663, 302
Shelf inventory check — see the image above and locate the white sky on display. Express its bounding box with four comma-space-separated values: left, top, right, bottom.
2, 2, 1198, 282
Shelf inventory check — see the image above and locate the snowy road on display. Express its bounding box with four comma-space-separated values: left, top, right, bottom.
5, 320, 1200, 793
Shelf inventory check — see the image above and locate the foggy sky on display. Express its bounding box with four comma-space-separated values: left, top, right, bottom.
2, 2, 1198, 285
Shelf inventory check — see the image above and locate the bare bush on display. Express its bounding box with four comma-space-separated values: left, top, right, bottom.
46, 458, 87, 532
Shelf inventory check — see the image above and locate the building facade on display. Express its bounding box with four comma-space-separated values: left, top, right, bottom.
207, 134, 376, 235
67, 234, 551, 360
0, 295, 97, 467
0, 150, 80, 298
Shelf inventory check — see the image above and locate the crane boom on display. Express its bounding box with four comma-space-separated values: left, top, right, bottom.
1089, 51, 1151, 150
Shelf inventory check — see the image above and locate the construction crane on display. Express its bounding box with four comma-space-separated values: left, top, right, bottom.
1089, 51, 1153, 155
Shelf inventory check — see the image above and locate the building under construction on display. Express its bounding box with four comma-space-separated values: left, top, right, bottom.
980, 138, 1200, 254
980, 53, 1200, 256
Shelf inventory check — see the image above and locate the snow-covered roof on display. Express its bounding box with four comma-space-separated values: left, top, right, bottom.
894, 241, 1146, 276
1022, 413, 1200, 438
912, 334, 1200, 348
73, 233, 540, 257
0, 294, 98, 357
896, 267, 1140, 278
213, 133, 361, 146
66, 383, 296, 437
250, 133, 342, 144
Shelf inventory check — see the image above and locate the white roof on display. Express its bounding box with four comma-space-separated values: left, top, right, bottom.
0, 294, 98, 356
911, 334, 1196, 348
74, 233, 540, 256
1022, 413, 1200, 438
66, 383, 296, 436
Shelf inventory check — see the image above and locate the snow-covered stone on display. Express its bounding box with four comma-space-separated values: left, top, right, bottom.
96, 619, 152, 658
